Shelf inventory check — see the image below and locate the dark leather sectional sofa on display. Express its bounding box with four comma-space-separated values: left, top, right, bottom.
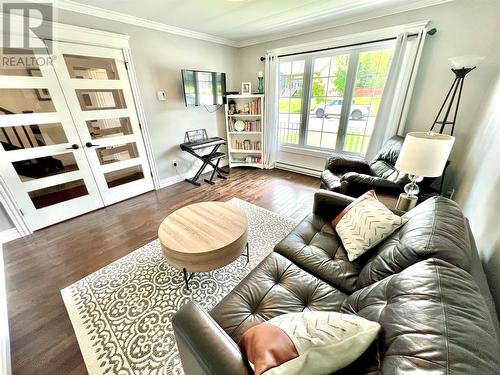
173, 191, 500, 374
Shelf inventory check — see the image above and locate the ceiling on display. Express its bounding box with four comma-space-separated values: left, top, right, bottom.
58, 0, 451, 46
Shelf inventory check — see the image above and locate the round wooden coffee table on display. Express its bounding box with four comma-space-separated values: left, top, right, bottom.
158, 201, 249, 289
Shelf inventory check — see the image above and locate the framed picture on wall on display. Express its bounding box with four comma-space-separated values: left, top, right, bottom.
241, 82, 251, 95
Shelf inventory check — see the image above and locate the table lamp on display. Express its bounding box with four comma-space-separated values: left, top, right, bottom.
394, 132, 455, 211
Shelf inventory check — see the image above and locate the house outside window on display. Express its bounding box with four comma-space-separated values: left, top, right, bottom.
278, 41, 395, 156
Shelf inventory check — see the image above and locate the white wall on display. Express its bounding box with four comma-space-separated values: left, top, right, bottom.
236, 0, 500, 182
454, 72, 500, 315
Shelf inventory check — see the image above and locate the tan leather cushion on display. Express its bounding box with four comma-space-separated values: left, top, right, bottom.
239, 323, 298, 375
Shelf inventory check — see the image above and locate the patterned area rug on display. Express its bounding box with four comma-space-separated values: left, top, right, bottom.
61, 198, 298, 375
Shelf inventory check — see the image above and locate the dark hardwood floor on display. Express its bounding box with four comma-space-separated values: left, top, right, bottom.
3, 168, 320, 375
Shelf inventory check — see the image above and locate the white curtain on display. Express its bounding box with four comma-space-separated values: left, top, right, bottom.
263, 53, 279, 169
365, 30, 427, 161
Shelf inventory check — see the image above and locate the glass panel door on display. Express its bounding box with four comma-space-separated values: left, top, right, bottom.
51, 41, 154, 206
0, 44, 104, 230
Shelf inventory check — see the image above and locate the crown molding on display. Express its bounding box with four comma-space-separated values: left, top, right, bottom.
49, 0, 238, 47
1, 12, 131, 49
34, 0, 452, 49
267, 20, 429, 56
236, 0, 453, 47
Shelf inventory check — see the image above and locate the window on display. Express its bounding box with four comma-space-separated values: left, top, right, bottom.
278, 42, 395, 155
278, 59, 305, 145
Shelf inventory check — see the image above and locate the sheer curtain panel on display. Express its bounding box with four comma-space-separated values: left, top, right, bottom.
263, 53, 279, 168
364, 29, 427, 161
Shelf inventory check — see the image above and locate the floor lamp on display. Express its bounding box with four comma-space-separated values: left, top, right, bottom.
429, 55, 485, 194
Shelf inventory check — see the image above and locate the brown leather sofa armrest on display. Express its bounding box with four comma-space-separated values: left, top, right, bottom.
341, 172, 403, 197
324, 154, 372, 175
173, 302, 250, 375
320, 170, 348, 194
313, 190, 356, 221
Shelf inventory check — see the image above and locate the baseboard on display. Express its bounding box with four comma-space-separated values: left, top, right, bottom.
159, 159, 229, 189
0, 245, 12, 375
0, 228, 20, 246
275, 162, 322, 178
158, 174, 184, 189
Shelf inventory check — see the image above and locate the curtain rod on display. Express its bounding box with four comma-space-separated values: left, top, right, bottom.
259, 27, 437, 61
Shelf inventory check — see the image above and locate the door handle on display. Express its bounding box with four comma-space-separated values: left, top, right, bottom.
85, 142, 100, 148
66, 144, 80, 150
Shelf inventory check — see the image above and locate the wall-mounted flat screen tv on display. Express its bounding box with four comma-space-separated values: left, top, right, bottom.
181, 69, 226, 106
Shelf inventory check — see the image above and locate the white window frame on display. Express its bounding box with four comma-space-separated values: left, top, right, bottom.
278, 41, 396, 155
270, 21, 429, 158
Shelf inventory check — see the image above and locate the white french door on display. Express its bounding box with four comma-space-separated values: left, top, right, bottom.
0, 43, 103, 229
50, 41, 154, 206
0, 41, 154, 230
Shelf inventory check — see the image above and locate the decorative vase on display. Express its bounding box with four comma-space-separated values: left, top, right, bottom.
257, 76, 264, 94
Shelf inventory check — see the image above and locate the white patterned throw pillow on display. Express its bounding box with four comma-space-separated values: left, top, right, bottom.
239, 311, 380, 375
335, 192, 408, 261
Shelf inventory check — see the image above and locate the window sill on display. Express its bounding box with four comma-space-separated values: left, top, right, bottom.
279, 145, 365, 161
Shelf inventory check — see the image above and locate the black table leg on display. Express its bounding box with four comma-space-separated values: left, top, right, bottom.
240, 243, 250, 264
183, 268, 194, 290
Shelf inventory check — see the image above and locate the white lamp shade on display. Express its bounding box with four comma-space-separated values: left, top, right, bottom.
448, 55, 485, 69
395, 132, 455, 177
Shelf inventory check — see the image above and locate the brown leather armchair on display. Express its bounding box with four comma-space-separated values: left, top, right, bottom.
321, 136, 410, 197
320, 136, 417, 198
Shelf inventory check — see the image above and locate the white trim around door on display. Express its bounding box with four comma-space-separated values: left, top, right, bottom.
123, 49, 160, 189
0, 242, 12, 375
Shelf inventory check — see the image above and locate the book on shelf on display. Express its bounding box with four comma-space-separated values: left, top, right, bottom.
232, 139, 262, 151
249, 99, 261, 115
234, 98, 261, 115
228, 118, 261, 132
231, 155, 262, 164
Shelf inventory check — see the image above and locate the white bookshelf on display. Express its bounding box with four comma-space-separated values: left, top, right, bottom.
225, 94, 265, 169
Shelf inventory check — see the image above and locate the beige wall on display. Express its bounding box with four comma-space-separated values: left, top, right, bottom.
454, 72, 500, 314
236, 0, 500, 181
